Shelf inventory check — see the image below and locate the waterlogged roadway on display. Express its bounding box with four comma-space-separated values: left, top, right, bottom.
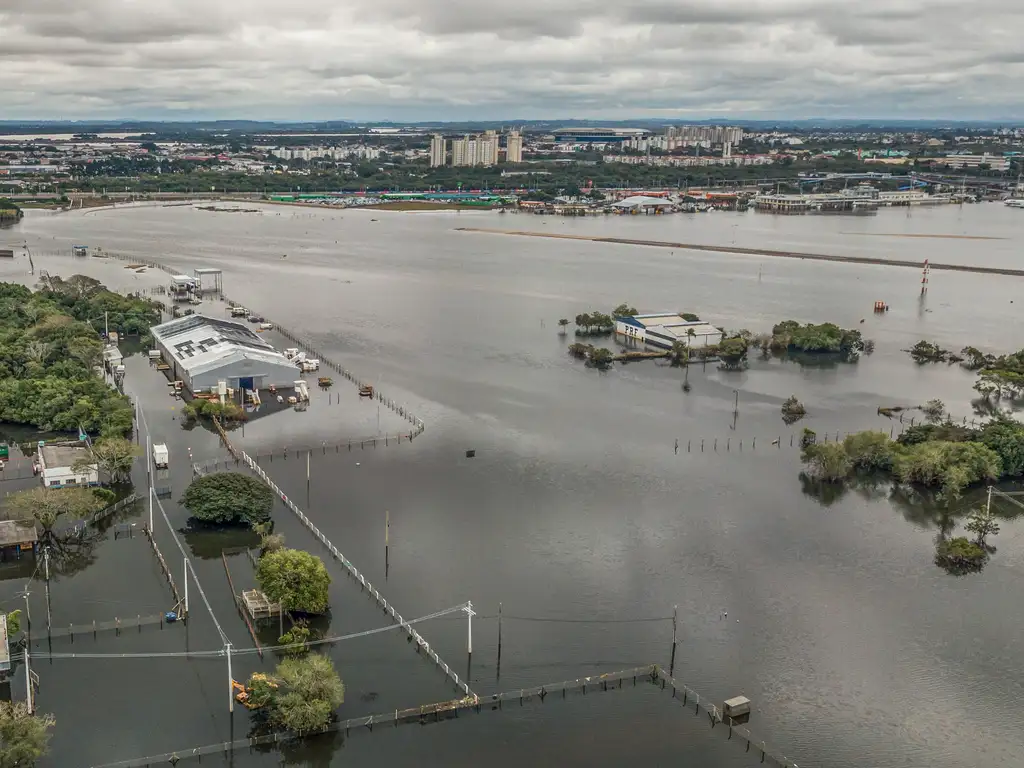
6, 202, 1024, 768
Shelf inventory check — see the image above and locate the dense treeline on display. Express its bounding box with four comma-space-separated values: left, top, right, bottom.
0, 279, 162, 436
51, 156, 916, 197
801, 416, 1024, 499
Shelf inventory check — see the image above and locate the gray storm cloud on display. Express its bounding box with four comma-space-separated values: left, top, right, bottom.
0, 0, 1021, 119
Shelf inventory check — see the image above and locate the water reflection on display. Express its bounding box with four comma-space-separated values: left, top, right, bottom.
181, 522, 261, 559
250, 728, 345, 768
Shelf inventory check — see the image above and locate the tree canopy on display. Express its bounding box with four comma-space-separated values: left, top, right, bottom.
257, 654, 345, 734
3, 487, 106, 533
256, 548, 331, 614
771, 320, 864, 359
180, 472, 273, 527
801, 427, 1005, 499
0, 280, 160, 437
0, 702, 54, 768
75, 437, 141, 484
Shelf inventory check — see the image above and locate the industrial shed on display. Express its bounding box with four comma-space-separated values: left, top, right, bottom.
151, 315, 298, 394
615, 313, 723, 350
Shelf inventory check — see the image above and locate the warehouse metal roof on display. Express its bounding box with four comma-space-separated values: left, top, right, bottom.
151, 315, 291, 376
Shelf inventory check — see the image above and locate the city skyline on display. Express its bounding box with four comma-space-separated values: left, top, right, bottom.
2, 1, 1024, 120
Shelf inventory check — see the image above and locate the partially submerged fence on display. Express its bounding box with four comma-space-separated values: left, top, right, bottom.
89, 664, 799, 768
221, 550, 264, 658
219, 293, 426, 438
86, 493, 140, 527
37, 613, 177, 642
239, 449, 471, 698
143, 526, 183, 611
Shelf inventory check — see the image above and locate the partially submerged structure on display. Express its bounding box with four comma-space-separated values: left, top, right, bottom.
150, 315, 299, 395
38, 444, 99, 488
0, 520, 38, 561
615, 313, 723, 350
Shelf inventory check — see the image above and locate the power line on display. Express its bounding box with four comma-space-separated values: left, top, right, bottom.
135, 397, 229, 647
23, 603, 470, 661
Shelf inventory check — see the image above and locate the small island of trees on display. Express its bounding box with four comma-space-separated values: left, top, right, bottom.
0, 198, 23, 222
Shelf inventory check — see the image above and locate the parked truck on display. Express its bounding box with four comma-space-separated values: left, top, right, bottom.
152, 443, 169, 469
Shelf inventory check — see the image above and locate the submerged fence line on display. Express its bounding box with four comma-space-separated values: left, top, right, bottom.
37, 613, 177, 642
142, 526, 182, 611
238, 449, 470, 698
86, 493, 140, 527
219, 293, 426, 438
89, 664, 797, 768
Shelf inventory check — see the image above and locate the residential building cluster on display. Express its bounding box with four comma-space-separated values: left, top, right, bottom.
265, 145, 382, 162
604, 153, 776, 168
429, 130, 523, 167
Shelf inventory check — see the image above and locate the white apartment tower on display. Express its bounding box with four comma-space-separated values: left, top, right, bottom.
505, 130, 523, 163
429, 134, 446, 167
451, 131, 501, 167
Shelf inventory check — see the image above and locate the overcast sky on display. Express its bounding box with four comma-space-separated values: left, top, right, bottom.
2, 0, 1023, 121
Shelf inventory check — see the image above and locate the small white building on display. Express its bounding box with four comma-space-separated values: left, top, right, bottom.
38, 444, 99, 489
615, 313, 723, 350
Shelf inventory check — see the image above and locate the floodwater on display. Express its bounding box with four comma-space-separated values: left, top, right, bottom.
3, 202, 1024, 767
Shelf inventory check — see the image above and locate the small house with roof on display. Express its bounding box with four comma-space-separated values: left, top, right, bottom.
38, 444, 99, 488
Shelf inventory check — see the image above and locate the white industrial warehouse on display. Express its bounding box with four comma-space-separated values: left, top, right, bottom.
151, 315, 299, 394
614, 313, 723, 350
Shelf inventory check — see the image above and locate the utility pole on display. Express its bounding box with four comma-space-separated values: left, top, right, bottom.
147, 442, 153, 531
24, 646, 32, 715
183, 556, 189, 619
986, 485, 993, 516
227, 643, 234, 713
104, 311, 108, 340
43, 549, 51, 633
22, 592, 30, 644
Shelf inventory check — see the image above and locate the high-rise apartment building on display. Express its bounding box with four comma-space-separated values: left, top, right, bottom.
505, 130, 523, 163
429, 134, 446, 167
451, 131, 501, 167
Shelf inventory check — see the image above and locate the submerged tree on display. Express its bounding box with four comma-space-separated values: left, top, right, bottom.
180, 472, 273, 527
612, 303, 638, 317
272, 655, 345, 734
780, 395, 806, 425
801, 443, 852, 482
935, 536, 987, 576
557, 318, 569, 335
4, 487, 104, 534
965, 507, 1000, 547
920, 399, 946, 424
257, 548, 331, 615
74, 436, 141, 484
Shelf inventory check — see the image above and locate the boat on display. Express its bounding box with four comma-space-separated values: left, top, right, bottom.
318, 377, 333, 388
359, 385, 374, 398
1005, 199, 1024, 208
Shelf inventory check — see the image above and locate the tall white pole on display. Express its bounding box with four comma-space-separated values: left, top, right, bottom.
227, 643, 234, 713
24, 646, 32, 715
986, 485, 993, 516
467, 601, 473, 656
183, 557, 189, 618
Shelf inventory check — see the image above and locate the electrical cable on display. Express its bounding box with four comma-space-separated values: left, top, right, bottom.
24, 602, 470, 660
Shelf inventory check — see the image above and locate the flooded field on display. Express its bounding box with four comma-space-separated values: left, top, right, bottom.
1, 202, 1023, 766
